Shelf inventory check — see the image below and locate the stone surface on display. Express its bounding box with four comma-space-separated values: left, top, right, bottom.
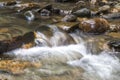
79, 18, 110, 34
61, 14, 77, 22
55, 22, 79, 32
108, 39, 120, 52
0, 60, 41, 74
102, 12, 120, 19
73, 8, 91, 18
0, 31, 35, 54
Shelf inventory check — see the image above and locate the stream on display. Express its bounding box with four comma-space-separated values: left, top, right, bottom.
0, 0, 120, 80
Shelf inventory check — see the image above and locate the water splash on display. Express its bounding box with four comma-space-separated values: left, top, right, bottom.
4, 25, 120, 80
68, 52, 120, 80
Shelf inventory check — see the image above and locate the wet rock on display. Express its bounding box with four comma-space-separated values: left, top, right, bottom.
16, 3, 41, 12
71, 1, 86, 13
97, 5, 110, 15
79, 18, 110, 34
24, 11, 35, 21
4, 1, 17, 6
55, 0, 78, 2
102, 12, 120, 19
55, 22, 79, 32
0, 60, 41, 74
97, 0, 108, 6
115, 3, 120, 11
106, 32, 120, 39
40, 9, 51, 16
85, 36, 108, 54
35, 25, 76, 46
52, 8, 61, 15
109, 25, 120, 32
73, 8, 91, 18
0, 1, 17, 7
0, 31, 35, 54
37, 4, 52, 13
108, 39, 120, 52
61, 14, 77, 22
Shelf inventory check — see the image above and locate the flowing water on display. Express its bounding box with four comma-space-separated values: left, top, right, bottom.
0, 0, 120, 80
1, 25, 119, 80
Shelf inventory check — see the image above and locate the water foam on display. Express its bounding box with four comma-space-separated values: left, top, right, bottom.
68, 52, 120, 80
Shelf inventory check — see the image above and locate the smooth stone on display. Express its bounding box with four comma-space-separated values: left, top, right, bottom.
61, 14, 77, 22
73, 8, 91, 18
102, 12, 120, 19
55, 22, 79, 32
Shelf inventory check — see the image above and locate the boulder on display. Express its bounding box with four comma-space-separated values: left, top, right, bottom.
0, 27, 36, 54
79, 18, 110, 34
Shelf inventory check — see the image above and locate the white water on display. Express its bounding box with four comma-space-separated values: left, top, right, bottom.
5, 26, 120, 80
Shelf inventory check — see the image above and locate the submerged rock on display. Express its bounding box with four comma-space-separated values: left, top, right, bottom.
0, 60, 41, 74
107, 32, 120, 39
79, 18, 109, 34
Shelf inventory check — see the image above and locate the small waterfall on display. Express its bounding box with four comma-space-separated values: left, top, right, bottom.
5, 25, 120, 80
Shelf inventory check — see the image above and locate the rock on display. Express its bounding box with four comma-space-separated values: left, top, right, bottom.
61, 14, 77, 22
37, 4, 52, 13
0, 60, 41, 74
106, 32, 120, 39
108, 39, 120, 52
35, 25, 76, 46
85, 36, 109, 54
109, 25, 120, 32
0, 27, 36, 54
0, 1, 17, 7
71, 1, 86, 13
79, 18, 109, 34
97, 5, 110, 15
102, 12, 120, 19
55, 22, 79, 32
52, 8, 61, 15
115, 3, 120, 11
55, 0, 78, 2
24, 11, 35, 21
16, 3, 41, 12
73, 8, 91, 18
4, 1, 17, 6
40, 9, 51, 16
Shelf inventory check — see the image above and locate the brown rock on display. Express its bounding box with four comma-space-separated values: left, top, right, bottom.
106, 32, 120, 39
0, 60, 41, 74
79, 18, 110, 34
55, 22, 79, 32
0, 31, 36, 54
